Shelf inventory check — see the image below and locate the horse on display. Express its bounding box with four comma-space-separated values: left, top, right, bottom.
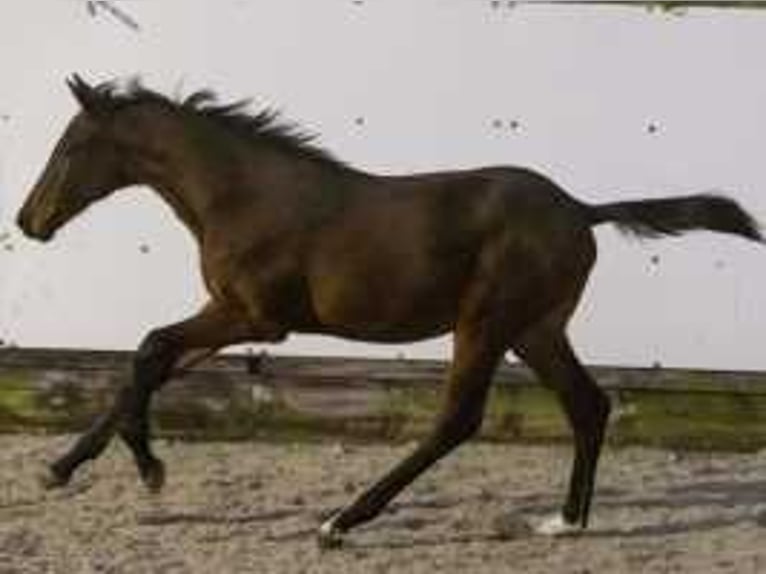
16, 75, 762, 547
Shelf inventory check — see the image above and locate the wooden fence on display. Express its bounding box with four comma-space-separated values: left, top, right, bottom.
1, 347, 766, 450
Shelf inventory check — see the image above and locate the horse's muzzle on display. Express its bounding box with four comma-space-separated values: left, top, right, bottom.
16, 208, 53, 241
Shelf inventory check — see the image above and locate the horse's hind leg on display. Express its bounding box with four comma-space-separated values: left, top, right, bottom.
44, 302, 262, 491
513, 321, 611, 534
318, 323, 505, 548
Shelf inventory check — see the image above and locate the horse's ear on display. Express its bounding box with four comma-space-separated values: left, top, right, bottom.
66, 74, 103, 114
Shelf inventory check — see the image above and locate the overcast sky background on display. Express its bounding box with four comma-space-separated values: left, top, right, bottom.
1, 0, 765, 369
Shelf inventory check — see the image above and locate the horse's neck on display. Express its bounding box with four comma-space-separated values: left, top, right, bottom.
151, 180, 206, 238
138, 122, 365, 241
138, 126, 238, 240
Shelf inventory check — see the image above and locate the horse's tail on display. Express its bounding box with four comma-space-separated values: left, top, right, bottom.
587, 194, 763, 243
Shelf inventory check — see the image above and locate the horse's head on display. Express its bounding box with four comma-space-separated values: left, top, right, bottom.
17, 75, 139, 241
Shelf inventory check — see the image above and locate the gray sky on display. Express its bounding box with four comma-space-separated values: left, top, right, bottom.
1, 0, 765, 369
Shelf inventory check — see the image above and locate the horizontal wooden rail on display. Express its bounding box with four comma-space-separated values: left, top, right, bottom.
1, 348, 766, 450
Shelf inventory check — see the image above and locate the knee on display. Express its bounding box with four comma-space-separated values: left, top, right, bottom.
577, 387, 611, 432
437, 407, 484, 448
462, 408, 485, 439
592, 387, 611, 423
134, 329, 180, 379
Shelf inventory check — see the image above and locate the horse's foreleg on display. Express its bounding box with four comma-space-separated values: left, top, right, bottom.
117, 303, 267, 492
42, 348, 219, 490
318, 327, 502, 548
44, 302, 260, 491
42, 385, 132, 489
115, 326, 184, 492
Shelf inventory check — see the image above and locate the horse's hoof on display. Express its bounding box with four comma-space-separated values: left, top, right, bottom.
140, 458, 166, 494
533, 513, 583, 537
317, 515, 345, 550
39, 465, 70, 490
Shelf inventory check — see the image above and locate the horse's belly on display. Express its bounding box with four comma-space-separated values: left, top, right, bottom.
309, 274, 461, 343
317, 315, 454, 343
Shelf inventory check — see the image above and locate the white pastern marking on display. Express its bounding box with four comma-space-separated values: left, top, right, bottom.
318, 517, 336, 537
534, 513, 583, 537
317, 513, 345, 549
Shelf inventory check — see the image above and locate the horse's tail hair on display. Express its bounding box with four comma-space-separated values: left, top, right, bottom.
588, 194, 763, 243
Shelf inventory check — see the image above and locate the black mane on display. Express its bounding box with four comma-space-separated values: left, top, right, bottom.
90, 79, 345, 168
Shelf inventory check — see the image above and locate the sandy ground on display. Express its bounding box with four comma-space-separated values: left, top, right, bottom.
0, 435, 765, 573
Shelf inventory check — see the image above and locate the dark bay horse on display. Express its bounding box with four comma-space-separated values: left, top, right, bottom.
17, 76, 762, 545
